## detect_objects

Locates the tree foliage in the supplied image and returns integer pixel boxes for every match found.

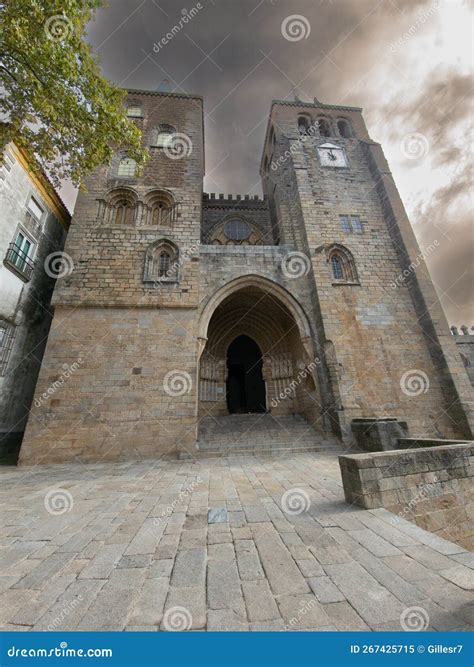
[0,0,147,186]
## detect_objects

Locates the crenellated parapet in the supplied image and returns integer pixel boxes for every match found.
[203,193,268,208]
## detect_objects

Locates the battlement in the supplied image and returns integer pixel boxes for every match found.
[203,193,268,208]
[451,325,474,337]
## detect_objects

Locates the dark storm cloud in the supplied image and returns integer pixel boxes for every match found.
[80,0,472,324]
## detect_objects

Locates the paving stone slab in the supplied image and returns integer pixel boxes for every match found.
[251,526,310,596]
[308,577,345,604]
[242,580,280,622]
[207,609,248,631]
[170,548,206,588]
[277,594,332,630]
[323,601,370,630]
[207,558,244,612]
[324,561,404,626]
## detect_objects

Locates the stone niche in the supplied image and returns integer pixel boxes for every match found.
[351,417,408,452]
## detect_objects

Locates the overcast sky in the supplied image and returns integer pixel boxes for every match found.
[67,0,473,325]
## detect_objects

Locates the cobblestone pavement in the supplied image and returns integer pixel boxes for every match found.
[0,452,472,632]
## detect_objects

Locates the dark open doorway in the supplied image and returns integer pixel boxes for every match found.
[226,335,266,414]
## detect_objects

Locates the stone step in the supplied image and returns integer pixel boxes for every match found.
[179,445,338,460]
[179,413,343,459]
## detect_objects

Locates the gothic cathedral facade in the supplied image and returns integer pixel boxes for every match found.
[19,89,473,463]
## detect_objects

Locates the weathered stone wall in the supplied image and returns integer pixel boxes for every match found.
[20,306,198,463]
[339,443,473,549]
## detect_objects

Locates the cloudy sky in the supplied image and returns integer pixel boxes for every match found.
[71,0,472,325]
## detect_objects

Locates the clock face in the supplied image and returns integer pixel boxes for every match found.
[317,142,348,168]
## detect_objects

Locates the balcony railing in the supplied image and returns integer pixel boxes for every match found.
[4,243,35,281]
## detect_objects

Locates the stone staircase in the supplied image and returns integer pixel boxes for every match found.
[179,413,342,459]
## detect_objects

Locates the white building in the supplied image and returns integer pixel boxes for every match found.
[0,143,70,463]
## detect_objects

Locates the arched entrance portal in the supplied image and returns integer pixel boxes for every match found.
[198,277,324,427]
[227,335,266,414]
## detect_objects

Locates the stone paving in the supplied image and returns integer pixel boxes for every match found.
[0,451,472,632]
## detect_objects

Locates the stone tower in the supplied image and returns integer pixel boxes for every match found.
[261,98,473,442]
[20,90,204,462]
[19,91,473,464]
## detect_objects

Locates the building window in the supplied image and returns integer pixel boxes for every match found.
[340,215,363,233]
[117,157,137,178]
[151,124,176,148]
[144,240,179,284]
[328,245,358,284]
[318,118,331,137]
[26,197,44,222]
[340,215,351,233]
[100,187,138,226]
[127,105,142,118]
[2,149,14,172]
[4,229,35,281]
[224,219,251,242]
[158,251,171,277]
[337,119,352,138]
[115,201,133,225]
[331,255,344,280]
[143,190,177,226]
[298,115,311,135]
[0,320,16,375]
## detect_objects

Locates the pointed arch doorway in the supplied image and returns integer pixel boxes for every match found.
[226,335,266,414]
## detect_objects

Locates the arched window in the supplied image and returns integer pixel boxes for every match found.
[127,105,142,118]
[337,119,352,138]
[115,200,133,225]
[151,124,176,148]
[224,219,251,241]
[328,245,358,283]
[143,190,176,226]
[298,115,311,135]
[318,118,331,138]
[144,240,179,284]
[331,255,344,280]
[117,157,137,178]
[101,187,138,226]
[158,251,171,277]
[207,219,264,246]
